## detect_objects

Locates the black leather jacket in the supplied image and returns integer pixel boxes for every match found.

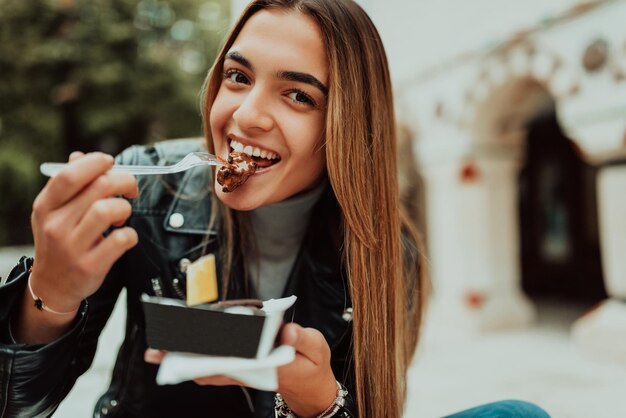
[0,139,356,418]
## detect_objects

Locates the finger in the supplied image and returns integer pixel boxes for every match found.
[85,227,138,276]
[59,171,138,228]
[144,349,166,364]
[36,153,115,212]
[37,172,137,247]
[71,198,133,248]
[68,151,85,162]
[280,323,329,366]
[193,375,243,386]
[280,322,299,346]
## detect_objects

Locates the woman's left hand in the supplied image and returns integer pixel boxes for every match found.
[275,323,338,417]
[144,322,337,417]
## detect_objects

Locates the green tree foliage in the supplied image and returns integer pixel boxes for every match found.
[0,0,230,245]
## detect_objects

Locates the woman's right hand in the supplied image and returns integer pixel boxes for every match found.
[29,151,139,313]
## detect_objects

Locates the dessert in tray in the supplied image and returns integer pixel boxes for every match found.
[216,151,258,192]
[142,295,269,358]
[142,252,295,359]
[141,293,295,358]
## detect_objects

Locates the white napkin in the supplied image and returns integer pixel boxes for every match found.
[155,296,297,391]
[156,344,295,390]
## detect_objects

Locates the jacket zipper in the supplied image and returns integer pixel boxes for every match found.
[150,277,164,297]
[241,387,254,414]
[171,277,186,300]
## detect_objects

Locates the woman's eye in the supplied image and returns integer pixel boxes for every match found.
[287,90,316,107]
[224,70,249,85]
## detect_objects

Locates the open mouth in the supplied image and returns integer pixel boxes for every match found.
[229,138,281,169]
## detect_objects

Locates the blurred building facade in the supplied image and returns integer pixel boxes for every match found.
[361,0,626,362]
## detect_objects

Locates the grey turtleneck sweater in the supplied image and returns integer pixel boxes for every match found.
[248,182,326,301]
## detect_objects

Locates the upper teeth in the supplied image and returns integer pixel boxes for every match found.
[230,139,279,160]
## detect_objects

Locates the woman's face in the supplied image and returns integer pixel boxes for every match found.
[210,9,329,211]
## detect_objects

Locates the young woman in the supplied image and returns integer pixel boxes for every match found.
[0,1,549,417]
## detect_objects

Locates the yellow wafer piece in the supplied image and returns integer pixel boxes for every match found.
[186,254,218,306]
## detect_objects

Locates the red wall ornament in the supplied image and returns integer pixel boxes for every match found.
[464,289,488,310]
[460,161,480,183]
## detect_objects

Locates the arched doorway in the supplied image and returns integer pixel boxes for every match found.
[518,111,606,301]
[472,76,607,305]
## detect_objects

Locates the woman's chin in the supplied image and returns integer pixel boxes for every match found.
[214,182,263,211]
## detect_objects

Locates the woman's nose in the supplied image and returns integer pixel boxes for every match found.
[232,88,274,132]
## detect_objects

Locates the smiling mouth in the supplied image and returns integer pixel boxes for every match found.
[229,138,281,169]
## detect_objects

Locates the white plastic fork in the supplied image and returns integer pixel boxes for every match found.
[40,151,226,177]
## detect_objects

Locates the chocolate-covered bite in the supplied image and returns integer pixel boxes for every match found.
[217,152,258,192]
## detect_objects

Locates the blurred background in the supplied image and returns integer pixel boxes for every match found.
[1,0,626,417]
[0,0,229,245]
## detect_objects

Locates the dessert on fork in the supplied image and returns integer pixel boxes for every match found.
[216,151,258,192]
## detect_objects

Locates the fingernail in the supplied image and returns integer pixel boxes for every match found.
[104,154,115,163]
[285,325,298,345]
[115,231,128,244]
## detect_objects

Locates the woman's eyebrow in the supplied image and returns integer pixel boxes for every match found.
[277,71,328,96]
[225,51,253,70]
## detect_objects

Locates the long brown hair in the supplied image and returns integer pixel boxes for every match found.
[201,1,428,416]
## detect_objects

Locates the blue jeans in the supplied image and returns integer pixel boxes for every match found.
[443,400,550,417]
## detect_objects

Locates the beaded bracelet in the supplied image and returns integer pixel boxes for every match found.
[274,381,349,418]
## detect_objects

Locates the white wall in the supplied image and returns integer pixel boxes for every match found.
[361,0,585,82]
